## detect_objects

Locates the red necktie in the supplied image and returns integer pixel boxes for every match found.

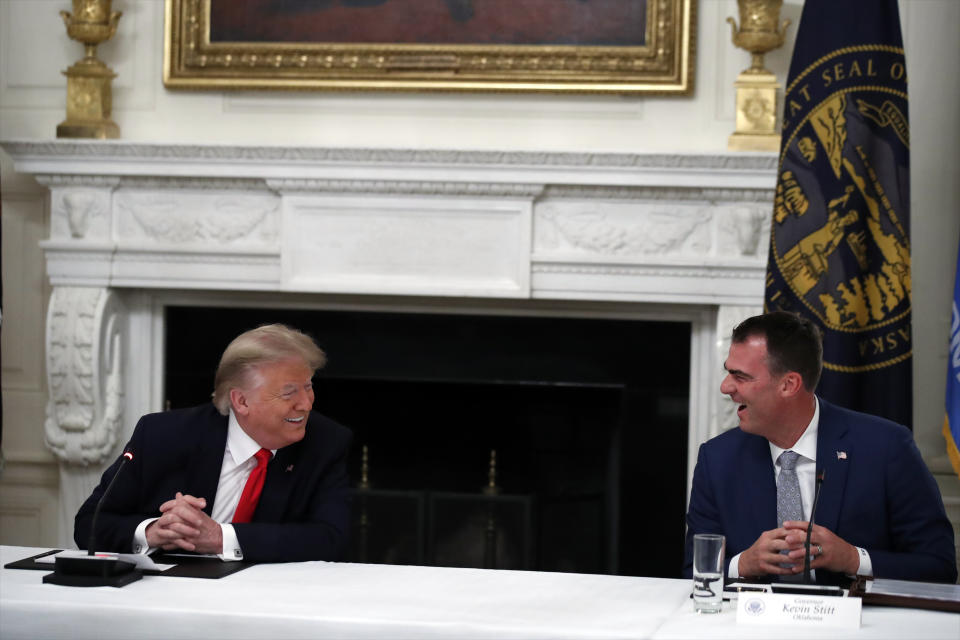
[232,448,271,523]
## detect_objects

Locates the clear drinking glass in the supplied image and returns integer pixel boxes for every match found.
[692,533,725,613]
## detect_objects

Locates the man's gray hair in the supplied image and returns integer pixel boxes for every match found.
[212,324,326,415]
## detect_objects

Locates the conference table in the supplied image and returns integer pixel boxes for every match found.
[1,546,956,639]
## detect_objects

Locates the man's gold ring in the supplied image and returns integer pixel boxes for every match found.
[816,544,823,555]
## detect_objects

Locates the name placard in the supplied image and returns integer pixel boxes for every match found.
[736,592,861,629]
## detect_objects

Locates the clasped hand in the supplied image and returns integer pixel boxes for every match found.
[738,520,859,577]
[145,492,223,554]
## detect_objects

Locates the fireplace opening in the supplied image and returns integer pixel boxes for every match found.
[165,304,690,577]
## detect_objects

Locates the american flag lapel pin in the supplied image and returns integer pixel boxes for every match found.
[836,451,847,460]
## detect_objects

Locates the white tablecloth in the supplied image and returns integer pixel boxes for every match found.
[651,595,960,639]
[1,546,957,639]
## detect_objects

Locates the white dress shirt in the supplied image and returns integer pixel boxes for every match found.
[132,410,274,561]
[728,398,873,578]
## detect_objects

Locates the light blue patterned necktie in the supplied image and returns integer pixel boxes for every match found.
[777,450,803,573]
[776,450,803,526]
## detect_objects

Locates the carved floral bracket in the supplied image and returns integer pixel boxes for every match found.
[45,286,124,465]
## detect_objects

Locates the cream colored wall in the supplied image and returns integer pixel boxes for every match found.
[0,0,958,553]
[0,151,57,546]
[0,0,799,151]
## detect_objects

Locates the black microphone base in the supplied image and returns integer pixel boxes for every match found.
[43,556,143,587]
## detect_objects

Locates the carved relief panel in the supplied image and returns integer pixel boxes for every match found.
[535,202,712,258]
[115,183,279,247]
[715,204,771,258]
[43,177,282,250]
[46,179,118,242]
[534,191,773,263]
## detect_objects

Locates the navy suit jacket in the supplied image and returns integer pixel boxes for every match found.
[75,403,352,563]
[684,398,956,584]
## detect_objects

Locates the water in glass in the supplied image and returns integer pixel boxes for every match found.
[692,533,725,613]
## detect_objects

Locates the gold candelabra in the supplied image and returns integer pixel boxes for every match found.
[57,0,122,139]
[727,0,790,151]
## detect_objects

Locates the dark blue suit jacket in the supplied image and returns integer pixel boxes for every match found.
[75,403,352,563]
[684,398,956,584]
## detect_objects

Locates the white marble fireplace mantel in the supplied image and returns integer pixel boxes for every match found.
[2,140,775,543]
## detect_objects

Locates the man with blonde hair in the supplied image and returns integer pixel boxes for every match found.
[75,324,352,563]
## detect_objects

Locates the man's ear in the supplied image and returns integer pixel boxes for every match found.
[230,388,250,416]
[779,371,804,397]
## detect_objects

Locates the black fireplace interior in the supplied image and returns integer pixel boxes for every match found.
[165,305,690,577]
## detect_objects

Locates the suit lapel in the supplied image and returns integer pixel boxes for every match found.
[813,400,850,532]
[745,434,778,532]
[188,413,229,517]
[254,440,301,521]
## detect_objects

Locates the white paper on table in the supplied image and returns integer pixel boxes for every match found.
[865,578,960,603]
[35,549,174,571]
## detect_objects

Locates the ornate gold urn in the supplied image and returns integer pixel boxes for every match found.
[57,0,123,139]
[727,0,790,151]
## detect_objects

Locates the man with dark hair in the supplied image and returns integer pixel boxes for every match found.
[75,324,351,563]
[684,311,956,584]
[730,312,823,392]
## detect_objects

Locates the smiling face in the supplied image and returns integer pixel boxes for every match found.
[230,357,315,450]
[719,335,786,440]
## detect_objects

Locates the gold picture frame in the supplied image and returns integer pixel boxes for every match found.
[164,0,696,95]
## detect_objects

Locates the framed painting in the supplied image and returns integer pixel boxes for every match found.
[164,0,696,94]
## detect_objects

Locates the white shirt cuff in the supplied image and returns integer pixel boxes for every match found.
[132,517,158,554]
[217,523,243,561]
[728,552,741,578]
[854,546,873,577]
[729,547,871,579]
